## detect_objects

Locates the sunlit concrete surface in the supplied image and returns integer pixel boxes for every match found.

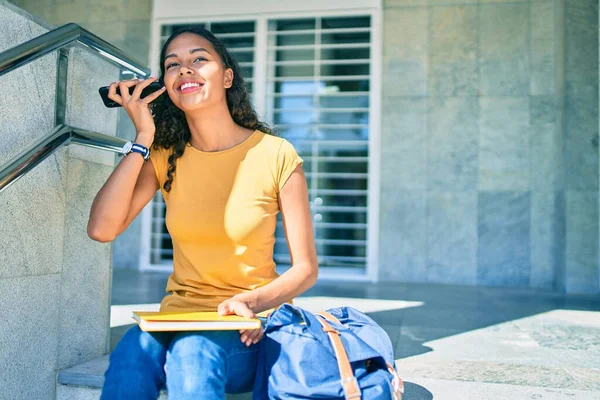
[105,269,600,399]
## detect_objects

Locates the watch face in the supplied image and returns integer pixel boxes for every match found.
[122,141,132,154]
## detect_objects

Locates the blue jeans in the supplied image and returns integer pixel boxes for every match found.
[101,325,260,399]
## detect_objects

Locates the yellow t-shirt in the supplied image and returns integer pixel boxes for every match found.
[149,130,303,312]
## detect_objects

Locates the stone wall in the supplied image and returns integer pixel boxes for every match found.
[0,2,118,398]
[379,0,599,293]
[9,0,152,64]
[563,0,599,292]
[9,0,155,269]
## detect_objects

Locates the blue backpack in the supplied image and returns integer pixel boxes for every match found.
[252,304,404,400]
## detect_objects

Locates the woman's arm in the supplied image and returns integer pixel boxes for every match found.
[87,134,158,242]
[221,164,318,314]
[87,77,164,242]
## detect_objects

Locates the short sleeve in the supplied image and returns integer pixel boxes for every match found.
[275,139,304,193]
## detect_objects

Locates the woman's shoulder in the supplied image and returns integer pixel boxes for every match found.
[256,130,282,145]
[255,131,296,155]
[255,132,303,193]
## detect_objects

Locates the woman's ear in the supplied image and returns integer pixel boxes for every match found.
[224,68,234,89]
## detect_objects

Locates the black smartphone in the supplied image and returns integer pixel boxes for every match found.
[98,81,164,108]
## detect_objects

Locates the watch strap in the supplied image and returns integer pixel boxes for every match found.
[124,142,150,161]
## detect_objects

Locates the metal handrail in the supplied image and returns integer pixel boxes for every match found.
[0,23,150,78]
[0,23,150,194]
[0,125,127,193]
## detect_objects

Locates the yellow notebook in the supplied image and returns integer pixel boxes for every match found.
[132,311,262,332]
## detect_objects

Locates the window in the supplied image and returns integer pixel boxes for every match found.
[266,16,371,271]
[145,13,377,279]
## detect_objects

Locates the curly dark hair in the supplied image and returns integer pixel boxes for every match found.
[150,27,274,192]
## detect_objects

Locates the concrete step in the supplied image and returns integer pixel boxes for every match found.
[57,355,251,400]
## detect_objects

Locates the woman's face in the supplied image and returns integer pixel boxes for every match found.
[162,33,233,112]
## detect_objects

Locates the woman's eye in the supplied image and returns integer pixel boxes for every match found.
[165,57,206,69]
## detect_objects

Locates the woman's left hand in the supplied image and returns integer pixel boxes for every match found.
[218,298,264,346]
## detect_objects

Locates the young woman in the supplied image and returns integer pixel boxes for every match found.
[87,27,318,399]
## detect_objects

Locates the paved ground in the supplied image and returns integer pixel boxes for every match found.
[111,269,600,399]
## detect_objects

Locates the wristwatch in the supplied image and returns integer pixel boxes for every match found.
[122,141,150,161]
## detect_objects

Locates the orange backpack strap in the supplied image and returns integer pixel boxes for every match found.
[317,311,342,325]
[315,313,361,400]
[317,312,404,400]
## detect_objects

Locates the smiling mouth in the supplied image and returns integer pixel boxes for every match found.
[178,82,203,93]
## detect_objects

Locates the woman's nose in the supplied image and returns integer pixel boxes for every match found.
[178,66,194,76]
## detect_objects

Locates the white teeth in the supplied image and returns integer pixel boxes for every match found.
[180,82,200,91]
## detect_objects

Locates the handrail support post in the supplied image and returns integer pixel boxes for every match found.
[55,48,69,126]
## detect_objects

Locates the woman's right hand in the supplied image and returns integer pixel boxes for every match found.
[107,77,166,138]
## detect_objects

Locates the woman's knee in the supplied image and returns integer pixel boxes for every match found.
[165,332,235,396]
[167,331,235,362]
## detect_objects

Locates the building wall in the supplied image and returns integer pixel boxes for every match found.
[0,1,118,398]
[9,0,154,269]
[564,0,599,293]
[379,0,599,293]
[9,0,599,292]
[9,0,151,64]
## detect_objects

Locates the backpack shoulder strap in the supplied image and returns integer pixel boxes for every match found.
[315,313,361,400]
[317,311,342,325]
[318,312,404,400]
